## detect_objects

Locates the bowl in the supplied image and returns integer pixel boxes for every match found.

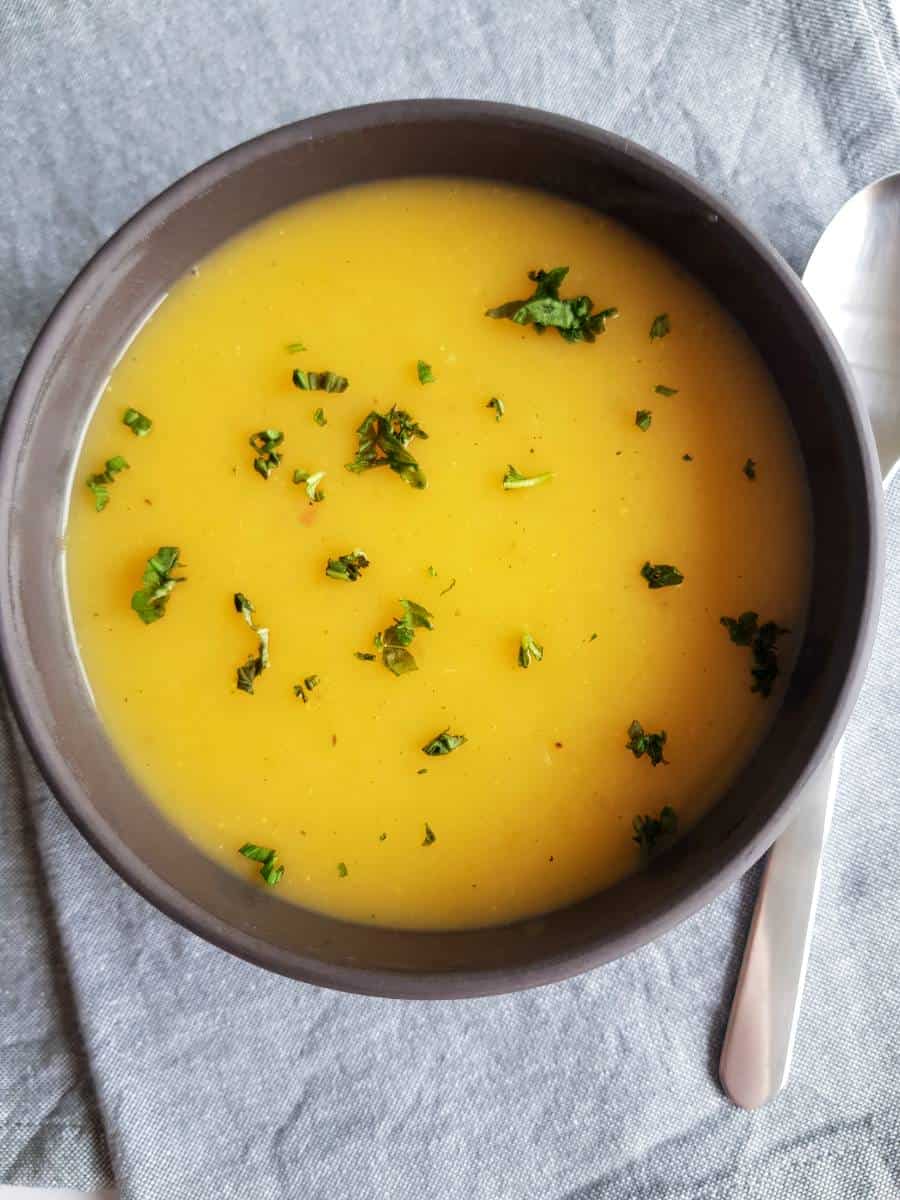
[0,100,883,998]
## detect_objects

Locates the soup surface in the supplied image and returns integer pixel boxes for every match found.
[66,178,811,930]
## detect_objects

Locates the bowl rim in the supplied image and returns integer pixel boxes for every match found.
[0,98,885,997]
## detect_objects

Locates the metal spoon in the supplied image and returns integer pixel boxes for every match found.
[719,173,900,1109]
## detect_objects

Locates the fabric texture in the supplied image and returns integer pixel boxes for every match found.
[2,1,900,1195]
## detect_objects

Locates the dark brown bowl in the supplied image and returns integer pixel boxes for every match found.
[0,101,883,997]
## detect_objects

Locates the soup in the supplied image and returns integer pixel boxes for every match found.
[65,178,811,930]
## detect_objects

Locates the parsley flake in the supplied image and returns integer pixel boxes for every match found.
[337,861,348,878]
[123,408,152,436]
[626,720,668,766]
[654,385,678,396]
[239,842,284,886]
[632,806,677,856]
[291,368,348,393]
[346,407,428,490]
[293,469,325,503]
[503,464,553,490]
[313,407,327,427]
[234,592,270,694]
[720,611,789,697]
[249,430,284,479]
[416,360,435,384]
[518,632,544,668]
[326,550,370,582]
[422,729,467,756]
[743,458,757,480]
[422,822,437,846]
[486,267,618,343]
[374,599,434,676]
[635,409,652,432]
[487,396,505,421]
[131,547,185,624]
[87,456,129,512]
[649,313,671,340]
[641,561,684,589]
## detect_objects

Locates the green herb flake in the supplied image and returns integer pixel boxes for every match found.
[346,406,428,490]
[422,822,437,846]
[589,632,598,642]
[417,768,428,775]
[649,313,671,341]
[325,549,370,582]
[249,429,284,479]
[518,632,544,668]
[632,806,678,857]
[131,546,184,624]
[502,464,554,490]
[239,842,284,886]
[743,458,757,481]
[286,341,307,353]
[293,674,320,703]
[293,468,326,503]
[428,565,438,577]
[635,409,652,432]
[123,408,152,436]
[422,729,467,756]
[682,453,694,462]
[641,561,684,589]
[439,578,456,597]
[337,861,348,878]
[626,720,668,766]
[374,599,435,677]
[355,651,376,661]
[654,385,678,396]
[313,407,327,427]
[487,396,505,421]
[291,368,348,393]
[486,267,618,344]
[234,592,270,695]
[87,456,129,512]
[416,359,435,384]
[720,611,789,698]
[378,832,388,841]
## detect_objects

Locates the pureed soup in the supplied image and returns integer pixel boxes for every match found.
[66,178,811,931]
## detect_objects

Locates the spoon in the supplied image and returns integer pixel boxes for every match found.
[719,174,900,1109]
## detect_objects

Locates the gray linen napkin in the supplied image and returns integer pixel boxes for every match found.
[2,1,900,1195]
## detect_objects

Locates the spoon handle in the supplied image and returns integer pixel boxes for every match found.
[719,748,842,1108]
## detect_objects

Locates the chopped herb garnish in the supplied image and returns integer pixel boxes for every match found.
[427,565,438,577]
[373,599,434,676]
[439,578,456,597]
[293,675,320,703]
[87,456,129,512]
[632,806,677,856]
[291,368,348,393]
[238,843,284,886]
[649,313,671,341]
[502,464,553,490]
[313,407,327,427]
[293,469,325,503]
[743,458,757,480]
[682,453,694,461]
[234,592,270,694]
[337,861,348,878]
[635,409,652,432]
[626,720,668,766]
[641,561,684,589]
[346,407,428,490]
[589,632,598,642]
[354,651,376,661]
[518,632,544,668]
[654,385,678,396]
[422,729,467,756]
[123,408,152,436]
[379,832,388,840]
[720,611,789,697]
[249,429,284,479]
[417,769,428,775]
[131,546,184,624]
[486,267,618,343]
[416,359,435,384]
[326,550,370,582]
[286,341,307,353]
[487,396,505,421]
[422,822,437,846]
